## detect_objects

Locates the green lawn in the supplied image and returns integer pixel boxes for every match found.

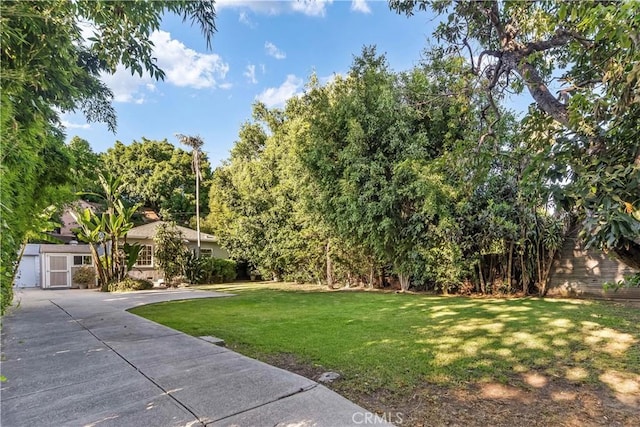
[130,284,640,398]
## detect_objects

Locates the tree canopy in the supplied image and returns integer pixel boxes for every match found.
[101,138,213,224]
[389,0,640,269]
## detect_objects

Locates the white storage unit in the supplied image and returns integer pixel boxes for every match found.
[14,244,41,288]
[14,243,93,289]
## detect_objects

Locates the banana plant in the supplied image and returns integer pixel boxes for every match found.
[71,173,142,290]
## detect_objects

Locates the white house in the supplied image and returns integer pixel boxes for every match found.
[14,222,229,288]
[125,221,229,282]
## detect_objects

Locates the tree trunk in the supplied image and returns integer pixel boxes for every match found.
[399,273,410,292]
[506,240,514,294]
[91,243,107,291]
[488,255,495,292]
[325,240,333,289]
[369,265,375,289]
[520,253,529,295]
[478,259,486,294]
[539,251,556,297]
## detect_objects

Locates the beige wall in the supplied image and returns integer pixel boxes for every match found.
[126,238,230,282]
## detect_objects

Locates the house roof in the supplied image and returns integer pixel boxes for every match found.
[39,244,92,254]
[127,221,218,243]
[23,244,40,256]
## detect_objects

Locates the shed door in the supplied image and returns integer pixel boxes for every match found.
[46,255,70,288]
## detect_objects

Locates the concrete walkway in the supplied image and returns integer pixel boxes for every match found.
[1,289,382,426]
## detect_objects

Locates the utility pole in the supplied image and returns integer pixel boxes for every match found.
[177,134,204,256]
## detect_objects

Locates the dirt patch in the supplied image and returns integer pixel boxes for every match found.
[261,352,329,382]
[264,353,639,426]
[342,380,639,427]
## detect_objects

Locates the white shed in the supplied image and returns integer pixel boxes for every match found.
[14,243,94,289]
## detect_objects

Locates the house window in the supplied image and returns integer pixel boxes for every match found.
[200,248,213,258]
[73,255,93,266]
[136,245,153,267]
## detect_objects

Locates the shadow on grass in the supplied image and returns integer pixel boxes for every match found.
[131,290,640,409]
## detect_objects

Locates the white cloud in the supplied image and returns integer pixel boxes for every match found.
[351,0,371,14]
[61,120,91,130]
[257,75,303,107]
[244,64,258,84]
[291,0,334,17]
[151,30,229,89]
[100,30,229,103]
[238,11,255,27]
[265,41,286,60]
[100,65,153,103]
[217,0,333,17]
[219,82,234,90]
[216,0,284,15]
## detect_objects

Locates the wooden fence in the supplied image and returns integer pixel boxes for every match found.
[547,236,640,299]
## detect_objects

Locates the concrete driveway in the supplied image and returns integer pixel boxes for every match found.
[1,289,384,426]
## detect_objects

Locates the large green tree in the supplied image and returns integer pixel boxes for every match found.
[300,48,479,291]
[390,0,640,269]
[101,138,213,224]
[0,0,216,313]
[67,136,102,197]
[207,103,331,283]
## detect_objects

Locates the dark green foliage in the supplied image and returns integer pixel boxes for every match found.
[181,251,205,284]
[108,277,154,292]
[101,139,212,224]
[301,48,479,291]
[390,0,640,270]
[206,103,335,285]
[154,223,187,286]
[67,136,102,198]
[200,258,237,283]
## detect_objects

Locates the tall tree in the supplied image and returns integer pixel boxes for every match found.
[101,138,213,224]
[177,135,205,255]
[301,48,478,291]
[206,103,330,283]
[389,0,640,269]
[67,136,101,197]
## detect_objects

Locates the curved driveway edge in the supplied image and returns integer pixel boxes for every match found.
[1,289,389,426]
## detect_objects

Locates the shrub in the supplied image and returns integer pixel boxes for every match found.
[181,250,205,284]
[108,277,153,292]
[73,266,95,288]
[200,258,237,283]
[154,222,187,284]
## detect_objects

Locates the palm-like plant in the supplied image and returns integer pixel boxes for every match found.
[177,134,204,256]
[71,173,142,290]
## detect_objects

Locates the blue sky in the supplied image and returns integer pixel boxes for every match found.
[62,1,442,166]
